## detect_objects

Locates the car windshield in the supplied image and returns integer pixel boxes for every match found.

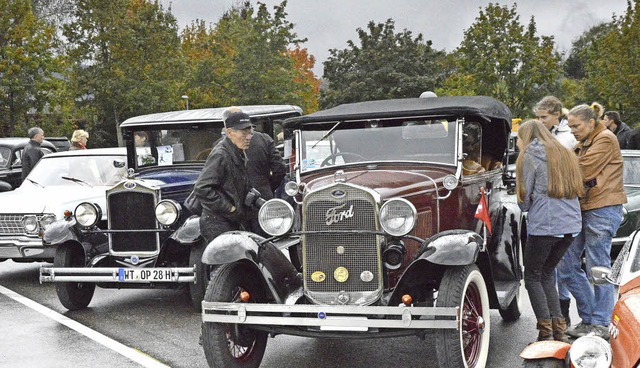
[623,154,640,188]
[26,154,127,187]
[298,119,458,172]
[133,128,226,167]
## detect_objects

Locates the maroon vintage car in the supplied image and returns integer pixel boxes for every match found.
[200,96,525,368]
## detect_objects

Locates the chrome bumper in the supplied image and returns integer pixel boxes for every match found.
[201,302,459,330]
[39,266,196,283]
[0,236,55,259]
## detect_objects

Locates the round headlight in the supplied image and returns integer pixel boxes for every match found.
[39,214,56,230]
[258,199,294,236]
[284,181,299,197]
[379,198,417,237]
[443,175,459,190]
[569,335,612,368]
[22,215,38,234]
[75,203,101,228]
[156,200,181,226]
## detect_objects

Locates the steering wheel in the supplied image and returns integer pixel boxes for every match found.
[320,152,366,167]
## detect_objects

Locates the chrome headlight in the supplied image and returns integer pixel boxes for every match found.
[379,198,417,237]
[75,203,102,228]
[39,214,56,230]
[22,215,38,234]
[284,181,299,196]
[569,335,612,368]
[443,175,459,190]
[258,199,294,236]
[155,199,181,226]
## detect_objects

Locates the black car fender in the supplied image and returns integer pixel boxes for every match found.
[43,218,81,246]
[202,232,302,303]
[418,229,482,265]
[169,215,201,243]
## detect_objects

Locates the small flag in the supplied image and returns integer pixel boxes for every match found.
[474,187,492,235]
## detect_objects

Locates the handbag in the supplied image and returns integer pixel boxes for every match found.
[184,190,202,215]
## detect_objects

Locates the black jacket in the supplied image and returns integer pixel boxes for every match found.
[246,131,286,200]
[193,137,250,223]
[614,121,634,149]
[21,140,44,180]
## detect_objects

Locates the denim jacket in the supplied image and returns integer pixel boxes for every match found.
[518,139,582,236]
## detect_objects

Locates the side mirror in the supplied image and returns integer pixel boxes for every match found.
[113,159,126,168]
[591,266,616,285]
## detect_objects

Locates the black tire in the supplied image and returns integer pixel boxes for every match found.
[202,263,268,368]
[54,245,95,311]
[188,243,207,312]
[522,358,566,368]
[499,238,524,322]
[435,264,490,368]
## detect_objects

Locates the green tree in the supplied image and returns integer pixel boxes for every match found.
[180,1,318,113]
[582,0,640,125]
[321,19,448,108]
[443,3,562,118]
[63,0,186,147]
[0,0,61,136]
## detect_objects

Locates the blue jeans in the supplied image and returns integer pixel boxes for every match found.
[557,205,622,326]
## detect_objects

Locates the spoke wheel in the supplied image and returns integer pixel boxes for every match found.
[435,264,490,368]
[54,244,95,311]
[202,262,267,368]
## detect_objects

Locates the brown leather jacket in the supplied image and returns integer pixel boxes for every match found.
[575,122,627,211]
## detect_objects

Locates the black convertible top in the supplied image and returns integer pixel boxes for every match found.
[283,96,512,129]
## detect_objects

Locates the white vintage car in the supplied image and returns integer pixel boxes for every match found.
[0,148,127,263]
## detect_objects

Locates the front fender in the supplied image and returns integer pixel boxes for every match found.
[418,229,482,265]
[202,232,302,304]
[43,218,80,246]
[169,215,201,243]
[520,340,570,362]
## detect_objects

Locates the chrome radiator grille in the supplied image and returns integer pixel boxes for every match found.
[302,184,382,305]
[108,189,159,254]
[0,214,46,235]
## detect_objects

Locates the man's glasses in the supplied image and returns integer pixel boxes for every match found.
[235,127,255,137]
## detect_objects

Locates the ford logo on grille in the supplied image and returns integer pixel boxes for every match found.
[123,181,137,189]
[331,189,346,198]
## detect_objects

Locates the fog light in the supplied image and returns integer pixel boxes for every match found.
[383,242,406,270]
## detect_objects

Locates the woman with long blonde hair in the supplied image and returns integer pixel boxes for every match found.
[515,120,582,343]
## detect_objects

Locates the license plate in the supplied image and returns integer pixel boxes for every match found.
[118,268,173,282]
[320,316,368,331]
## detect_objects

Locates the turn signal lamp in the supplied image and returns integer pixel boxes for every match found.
[240,291,251,303]
[402,294,412,306]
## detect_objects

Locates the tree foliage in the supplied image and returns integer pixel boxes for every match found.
[321,19,448,109]
[63,0,186,147]
[443,3,562,118]
[180,1,319,113]
[0,0,62,136]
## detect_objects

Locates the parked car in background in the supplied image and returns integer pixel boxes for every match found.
[520,229,640,368]
[0,138,58,191]
[199,96,525,368]
[610,149,640,261]
[0,148,127,263]
[46,137,71,152]
[39,105,303,311]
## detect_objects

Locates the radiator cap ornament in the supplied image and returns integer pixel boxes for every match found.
[334,267,349,282]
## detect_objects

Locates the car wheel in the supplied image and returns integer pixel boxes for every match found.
[499,238,524,322]
[435,264,490,368]
[54,245,95,311]
[188,243,207,312]
[202,262,268,368]
[522,358,566,368]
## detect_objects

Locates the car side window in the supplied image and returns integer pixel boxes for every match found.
[462,122,485,176]
[13,149,22,167]
[0,147,10,168]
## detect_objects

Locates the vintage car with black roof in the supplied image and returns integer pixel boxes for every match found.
[39,105,302,311]
[0,137,58,191]
[198,96,525,368]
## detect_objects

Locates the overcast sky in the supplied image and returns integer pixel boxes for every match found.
[159,0,629,76]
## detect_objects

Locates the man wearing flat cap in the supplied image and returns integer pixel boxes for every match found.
[193,108,255,244]
[22,127,45,180]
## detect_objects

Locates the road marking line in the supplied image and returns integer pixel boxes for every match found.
[0,285,169,368]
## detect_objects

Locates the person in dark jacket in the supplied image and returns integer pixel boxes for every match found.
[193,109,254,243]
[21,127,45,180]
[603,111,633,149]
[516,120,583,343]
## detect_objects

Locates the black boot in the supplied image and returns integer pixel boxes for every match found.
[559,299,571,326]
